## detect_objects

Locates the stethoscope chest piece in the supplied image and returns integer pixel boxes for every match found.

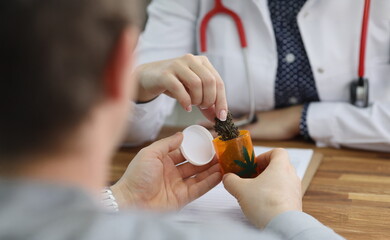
[350,78,369,108]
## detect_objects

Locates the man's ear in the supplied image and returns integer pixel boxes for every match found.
[104,27,139,101]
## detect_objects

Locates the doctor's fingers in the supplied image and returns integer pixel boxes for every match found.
[189,65,217,109]
[161,73,192,111]
[199,56,227,121]
[173,62,204,107]
[184,56,218,109]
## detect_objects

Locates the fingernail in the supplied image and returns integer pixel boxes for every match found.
[219,110,227,121]
[186,105,192,112]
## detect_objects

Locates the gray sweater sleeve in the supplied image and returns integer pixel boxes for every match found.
[264,211,345,240]
[85,211,344,240]
[0,182,344,240]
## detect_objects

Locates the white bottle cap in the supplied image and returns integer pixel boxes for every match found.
[180,125,215,166]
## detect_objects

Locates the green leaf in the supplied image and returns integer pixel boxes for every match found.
[237,170,247,178]
[234,160,247,169]
[243,146,250,164]
[233,146,258,178]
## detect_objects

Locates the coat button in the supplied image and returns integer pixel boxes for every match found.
[317,68,324,74]
[285,53,295,63]
[289,97,298,104]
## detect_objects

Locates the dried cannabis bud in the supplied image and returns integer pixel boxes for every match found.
[214,111,239,141]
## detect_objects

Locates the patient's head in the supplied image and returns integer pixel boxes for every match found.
[0,0,141,163]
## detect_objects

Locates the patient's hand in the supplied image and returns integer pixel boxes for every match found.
[223,148,302,228]
[111,133,222,211]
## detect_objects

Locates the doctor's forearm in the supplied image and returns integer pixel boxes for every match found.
[246,105,303,140]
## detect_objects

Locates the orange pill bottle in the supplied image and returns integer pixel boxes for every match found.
[212,130,259,178]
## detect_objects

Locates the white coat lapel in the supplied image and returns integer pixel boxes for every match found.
[250,0,274,41]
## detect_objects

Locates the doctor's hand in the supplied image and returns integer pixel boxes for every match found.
[111,133,222,211]
[246,105,303,140]
[223,148,302,229]
[135,54,228,121]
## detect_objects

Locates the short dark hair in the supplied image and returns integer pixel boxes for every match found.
[0,0,141,160]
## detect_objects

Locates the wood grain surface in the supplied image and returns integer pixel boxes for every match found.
[110,127,390,240]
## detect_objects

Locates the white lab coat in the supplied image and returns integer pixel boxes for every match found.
[126,0,390,152]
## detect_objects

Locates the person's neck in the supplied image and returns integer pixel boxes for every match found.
[5,122,114,195]
[16,149,109,194]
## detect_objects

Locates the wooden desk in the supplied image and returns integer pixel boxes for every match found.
[110,127,390,240]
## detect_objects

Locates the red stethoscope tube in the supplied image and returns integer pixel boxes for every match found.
[358,0,371,80]
[200,0,247,52]
[199,0,254,126]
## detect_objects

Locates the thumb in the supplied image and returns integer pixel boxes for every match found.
[147,132,183,156]
[223,173,246,199]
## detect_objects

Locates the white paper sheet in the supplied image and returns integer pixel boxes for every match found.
[175,146,313,224]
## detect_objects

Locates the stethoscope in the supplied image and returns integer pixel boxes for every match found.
[200,0,372,126]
